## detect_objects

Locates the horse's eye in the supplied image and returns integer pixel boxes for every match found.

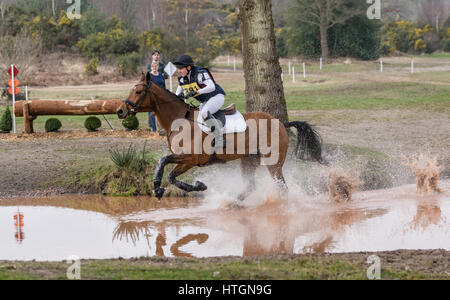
[136,91,142,95]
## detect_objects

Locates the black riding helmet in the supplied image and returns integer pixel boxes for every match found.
[174,55,195,69]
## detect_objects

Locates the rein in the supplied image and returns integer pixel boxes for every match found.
[123,82,153,114]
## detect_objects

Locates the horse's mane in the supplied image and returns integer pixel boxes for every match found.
[151,80,186,104]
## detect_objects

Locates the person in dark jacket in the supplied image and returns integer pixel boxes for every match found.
[147,49,168,80]
[146,49,168,134]
[147,62,166,132]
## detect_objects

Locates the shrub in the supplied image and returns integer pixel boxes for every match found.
[122,115,139,131]
[414,39,427,53]
[0,107,13,133]
[115,52,141,76]
[84,116,102,132]
[441,38,450,52]
[84,58,99,76]
[45,118,62,132]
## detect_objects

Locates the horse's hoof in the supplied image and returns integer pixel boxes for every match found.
[154,187,166,199]
[194,181,207,191]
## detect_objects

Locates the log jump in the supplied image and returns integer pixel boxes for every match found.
[13,99,145,134]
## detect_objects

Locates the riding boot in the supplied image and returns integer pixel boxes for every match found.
[205,112,225,151]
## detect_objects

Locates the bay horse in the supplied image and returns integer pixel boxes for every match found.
[117,72,324,201]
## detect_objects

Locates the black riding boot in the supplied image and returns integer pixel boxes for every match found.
[205,112,225,151]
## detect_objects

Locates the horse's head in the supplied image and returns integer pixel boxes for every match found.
[117,72,153,119]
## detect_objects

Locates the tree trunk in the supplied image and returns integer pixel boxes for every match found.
[320,21,329,63]
[237,0,288,123]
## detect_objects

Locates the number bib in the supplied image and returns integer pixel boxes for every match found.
[181,82,201,94]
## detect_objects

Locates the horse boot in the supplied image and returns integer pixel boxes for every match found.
[205,112,225,153]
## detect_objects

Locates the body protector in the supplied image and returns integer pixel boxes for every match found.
[177,67,226,103]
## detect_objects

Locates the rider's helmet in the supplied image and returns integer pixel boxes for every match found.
[174,55,195,69]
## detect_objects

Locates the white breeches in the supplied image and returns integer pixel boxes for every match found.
[199,94,225,120]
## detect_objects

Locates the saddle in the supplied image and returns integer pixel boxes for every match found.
[185,104,237,128]
[212,104,237,127]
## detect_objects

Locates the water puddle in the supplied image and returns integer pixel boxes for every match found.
[0,182,449,261]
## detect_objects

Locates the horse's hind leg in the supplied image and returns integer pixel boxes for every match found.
[267,165,288,199]
[169,164,208,193]
[238,155,260,201]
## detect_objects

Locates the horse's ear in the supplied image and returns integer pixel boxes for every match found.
[146,71,151,83]
[140,72,146,82]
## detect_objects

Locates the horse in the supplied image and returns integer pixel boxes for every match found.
[117,72,325,201]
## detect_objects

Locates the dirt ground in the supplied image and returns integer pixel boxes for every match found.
[0,106,448,198]
[0,130,167,198]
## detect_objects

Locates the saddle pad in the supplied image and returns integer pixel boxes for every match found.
[197,110,247,135]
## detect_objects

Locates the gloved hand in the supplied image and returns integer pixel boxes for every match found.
[186,91,198,99]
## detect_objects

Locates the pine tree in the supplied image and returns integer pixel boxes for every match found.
[0,107,13,133]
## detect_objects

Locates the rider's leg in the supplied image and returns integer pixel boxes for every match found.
[200,94,225,119]
[201,94,225,150]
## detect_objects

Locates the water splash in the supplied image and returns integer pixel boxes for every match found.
[408,154,443,194]
[328,169,361,203]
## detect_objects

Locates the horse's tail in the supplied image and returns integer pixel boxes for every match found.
[284,121,327,164]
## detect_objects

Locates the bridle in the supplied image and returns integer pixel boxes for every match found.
[123,81,153,114]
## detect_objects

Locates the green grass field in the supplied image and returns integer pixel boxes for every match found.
[2,57,448,133]
[1,255,448,280]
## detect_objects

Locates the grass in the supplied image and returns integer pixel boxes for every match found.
[0,255,448,280]
[222,81,450,112]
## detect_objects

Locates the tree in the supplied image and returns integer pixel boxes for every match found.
[291,0,364,62]
[237,0,288,123]
[418,0,450,31]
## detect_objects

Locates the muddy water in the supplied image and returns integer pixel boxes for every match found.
[0,182,449,261]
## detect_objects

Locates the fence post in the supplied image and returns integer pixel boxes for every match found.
[320,57,323,70]
[11,65,17,134]
[411,60,414,74]
[303,63,306,79]
[292,66,295,83]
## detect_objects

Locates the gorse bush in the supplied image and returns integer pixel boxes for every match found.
[0,107,13,132]
[84,58,99,76]
[122,115,139,131]
[84,116,102,131]
[379,21,448,55]
[45,118,62,132]
[115,52,141,76]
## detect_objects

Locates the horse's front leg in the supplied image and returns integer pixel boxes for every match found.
[169,164,207,193]
[153,154,177,199]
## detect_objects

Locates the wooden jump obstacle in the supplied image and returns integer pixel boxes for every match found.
[13,99,140,134]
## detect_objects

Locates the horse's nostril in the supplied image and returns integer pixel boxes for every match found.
[117,109,123,115]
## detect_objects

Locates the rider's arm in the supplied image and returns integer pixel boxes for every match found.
[197,72,215,95]
[175,85,184,97]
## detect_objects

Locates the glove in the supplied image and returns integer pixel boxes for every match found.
[186,91,199,99]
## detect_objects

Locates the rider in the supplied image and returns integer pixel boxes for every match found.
[173,54,226,150]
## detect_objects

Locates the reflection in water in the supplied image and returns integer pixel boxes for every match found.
[409,199,445,231]
[113,221,153,246]
[170,234,209,258]
[155,225,167,257]
[13,210,25,244]
[0,181,448,261]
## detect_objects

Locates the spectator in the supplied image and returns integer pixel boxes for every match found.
[148,61,166,132]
